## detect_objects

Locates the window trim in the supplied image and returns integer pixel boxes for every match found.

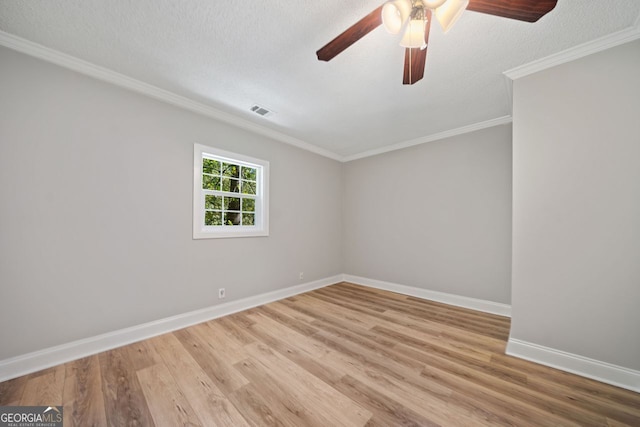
[193,143,269,239]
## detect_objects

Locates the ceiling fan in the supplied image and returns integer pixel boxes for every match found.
[316,0,558,84]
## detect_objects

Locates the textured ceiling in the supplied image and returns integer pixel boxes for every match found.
[1,0,639,158]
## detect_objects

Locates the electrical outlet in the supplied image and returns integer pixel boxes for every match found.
[299,272,304,281]
[218,288,226,299]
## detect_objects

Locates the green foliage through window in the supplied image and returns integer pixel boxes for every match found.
[202,156,259,228]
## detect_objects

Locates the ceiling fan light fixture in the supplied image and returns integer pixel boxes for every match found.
[316,0,558,85]
[435,0,469,33]
[400,18,427,49]
[381,0,412,34]
[423,0,447,8]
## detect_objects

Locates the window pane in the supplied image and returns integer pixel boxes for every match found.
[202,175,221,190]
[204,211,222,226]
[195,144,268,239]
[241,181,256,195]
[242,166,256,181]
[222,178,240,193]
[224,197,241,211]
[222,163,240,178]
[242,198,255,212]
[205,195,222,210]
[242,213,255,226]
[224,212,241,225]
[203,158,220,174]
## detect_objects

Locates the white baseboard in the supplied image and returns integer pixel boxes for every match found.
[506,338,640,393]
[7,274,637,394]
[0,275,341,383]
[343,274,511,317]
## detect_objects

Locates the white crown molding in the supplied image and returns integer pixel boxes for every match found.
[0,31,517,164]
[0,31,343,162]
[507,338,640,393]
[341,116,513,162]
[0,275,342,382]
[344,274,512,317]
[502,74,514,114]
[504,20,640,80]
[3,17,640,164]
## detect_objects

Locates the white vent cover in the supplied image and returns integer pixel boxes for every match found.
[249,104,274,117]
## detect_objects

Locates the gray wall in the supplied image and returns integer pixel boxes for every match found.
[0,46,343,360]
[511,40,640,370]
[343,125,513,304]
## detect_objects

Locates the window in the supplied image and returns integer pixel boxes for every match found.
[193,144,269,239]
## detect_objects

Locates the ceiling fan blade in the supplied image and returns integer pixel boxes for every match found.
[317,5,384,61]
[403,48,426,85]
[403,11,431,85]
[467,0,558,22]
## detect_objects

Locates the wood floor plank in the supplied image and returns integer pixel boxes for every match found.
[245,311,331,360]
[136,363,202,427]
[246,316,344,385]
[99,346,156,427]
[224,311,256,329]
[214,315,256,346]
[608,418,637,427]
[416,346,609,426]
[242,341,372,427]
[491,351,640,409]
[121,340,163,371]
[20,364,65,406]
[0,375,27,405]
[327,287,509,339]
[62,355,108,427]
[300,292,387,328]
[196,320,249,365]
[419,361,582,426]
[301,294,491,374]
[269,300,321,323]
[334,374,440,427]
[384,308,508,353]
[146,333,251,427]
[337,282,408,301]
[310,318,426,372]
[371,325,518,383]
[518,369,640,425]
[174,327,249,395]
[234,357,338,427]
[2,282,639,426]
[254,304,319,337]
[227,383,293,427]
[314,332,497,426]
[309,290,507,357]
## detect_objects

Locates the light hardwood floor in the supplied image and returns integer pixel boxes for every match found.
[1,282,639,426]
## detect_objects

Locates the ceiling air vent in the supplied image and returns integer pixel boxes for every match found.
[249,104,273,117]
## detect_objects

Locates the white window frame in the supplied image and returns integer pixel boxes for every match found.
[193,143,269,239]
